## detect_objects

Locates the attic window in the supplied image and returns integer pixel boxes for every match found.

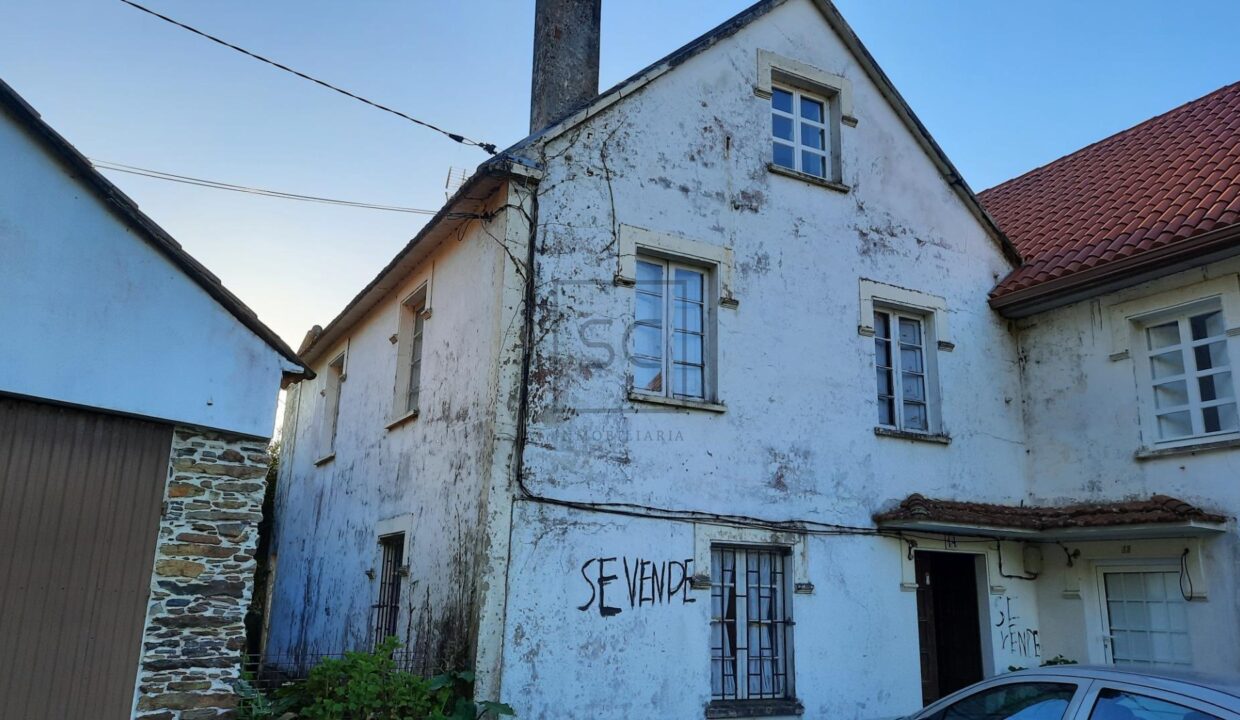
[755,49,854,189]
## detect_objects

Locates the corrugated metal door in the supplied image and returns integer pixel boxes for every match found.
[0,396,172,720]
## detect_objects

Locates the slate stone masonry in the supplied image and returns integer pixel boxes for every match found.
[132,428,269,719]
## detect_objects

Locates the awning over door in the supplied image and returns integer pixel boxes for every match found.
[874,493,1228,541]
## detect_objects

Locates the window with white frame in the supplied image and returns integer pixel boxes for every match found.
[1099,569,1191,667]
[710,545,794,703]
[1143,307,1236,441]
[770,86,830,180]
[394,286,428,419]
[874,309,932,432]
[632,255,712,401]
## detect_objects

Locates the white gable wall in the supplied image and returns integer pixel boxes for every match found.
[0,111,286,438]
[502,1,1029,717]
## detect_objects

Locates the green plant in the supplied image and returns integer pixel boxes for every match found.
[234,672,299,720]
[294,638,515,720]
[426,669,515,720]
[1041,654,1077,666]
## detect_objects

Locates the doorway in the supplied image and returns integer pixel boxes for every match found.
[915,551,985,706]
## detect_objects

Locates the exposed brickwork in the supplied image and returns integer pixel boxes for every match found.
[132,428,269,719]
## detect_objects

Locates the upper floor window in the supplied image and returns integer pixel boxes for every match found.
[771,86,830,180]
[632,255,713,401]
[1144,308,1236,441]
[317,351,346,462]
[391,284,429,424]
[874,309,932,432]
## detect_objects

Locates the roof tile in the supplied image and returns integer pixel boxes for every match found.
[983,82,1240,298]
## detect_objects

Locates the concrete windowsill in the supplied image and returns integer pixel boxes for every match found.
[705,699,804,719]
[874,426,952,445]
[313,452,335,466]
[767,163,849,193]
[1135,435,1240,461]
[385,408,420,431]
[628,391,726,413]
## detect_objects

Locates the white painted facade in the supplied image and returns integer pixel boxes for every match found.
[1019,258,1240,673]
[0,106,296,439]
[265,1,1238,718]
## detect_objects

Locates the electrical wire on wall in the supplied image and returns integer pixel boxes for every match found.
[1179,547,1196,601]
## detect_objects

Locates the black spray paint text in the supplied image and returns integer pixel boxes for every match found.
[577,556,696,617]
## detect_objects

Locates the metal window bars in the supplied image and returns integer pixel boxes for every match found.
[371,534,405,650]
[710,546,793,701]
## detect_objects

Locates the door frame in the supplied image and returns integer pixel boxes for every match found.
[913,549,997,696]
[1090,561,1186,667]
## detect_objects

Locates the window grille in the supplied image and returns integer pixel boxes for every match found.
[710,546,793,701]
[372,534,405,649]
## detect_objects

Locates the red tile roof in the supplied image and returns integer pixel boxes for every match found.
[982,82,1240,301]
[874,493,1226,530]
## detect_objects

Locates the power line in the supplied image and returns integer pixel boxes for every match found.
[117,0,498,155]
[92,159,444,215]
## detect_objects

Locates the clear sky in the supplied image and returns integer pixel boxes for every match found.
[4,1,1237,347]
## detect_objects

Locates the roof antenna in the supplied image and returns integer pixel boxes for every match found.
[444,167,469,200]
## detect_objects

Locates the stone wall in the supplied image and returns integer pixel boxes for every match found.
[132,427,270,719]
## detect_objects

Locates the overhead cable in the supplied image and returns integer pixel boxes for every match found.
[117,0,498,154]
[92,159,443,214]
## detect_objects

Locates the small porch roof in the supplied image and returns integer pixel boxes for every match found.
[874,494,1228,541]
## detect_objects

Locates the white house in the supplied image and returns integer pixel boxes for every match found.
[0,78,309,720]
[264,2,1240,718]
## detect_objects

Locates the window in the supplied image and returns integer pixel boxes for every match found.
[392,285,429,422]
[318,352,346,460]
[372,533,405,649]
[710,546,793,702]
[875,309,930,432]
[1143,308,1236,441]
[1088,688,1222,720]
[633,256,712,401]
[1100,570,1191,667]
[771,86,830,179]
[925,682,1077,720]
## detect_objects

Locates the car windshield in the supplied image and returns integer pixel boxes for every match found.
[925,682,1077,720]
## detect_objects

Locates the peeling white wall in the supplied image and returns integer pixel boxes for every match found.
[502,1,1029,717]
[1018,257,1240,672]
[0,109,286,438]
[265,190,528,669]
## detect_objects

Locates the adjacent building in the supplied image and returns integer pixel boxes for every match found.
[264,1,1240,718]
[0,78,308,719]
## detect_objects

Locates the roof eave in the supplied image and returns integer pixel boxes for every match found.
[0,78,312,377]
[990,222,1240,318]
[295,155,543,369]
[807,0,1022,267]
[876,518,1227,541]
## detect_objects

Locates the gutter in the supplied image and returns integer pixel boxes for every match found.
[990,223,1240,318]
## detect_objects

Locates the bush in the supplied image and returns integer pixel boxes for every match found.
[237,638,514,720]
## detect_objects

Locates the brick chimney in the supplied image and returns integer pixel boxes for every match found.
[530,0,601,133]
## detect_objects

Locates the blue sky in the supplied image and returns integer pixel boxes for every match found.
[3,1,1237,346]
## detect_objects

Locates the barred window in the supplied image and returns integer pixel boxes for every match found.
[710,546,794,701]
[372,533,405,649]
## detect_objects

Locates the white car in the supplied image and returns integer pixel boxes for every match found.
[905,666,1240,720]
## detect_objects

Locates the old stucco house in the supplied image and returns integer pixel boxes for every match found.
[264,1,1240,718]
[0,78,309,719]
